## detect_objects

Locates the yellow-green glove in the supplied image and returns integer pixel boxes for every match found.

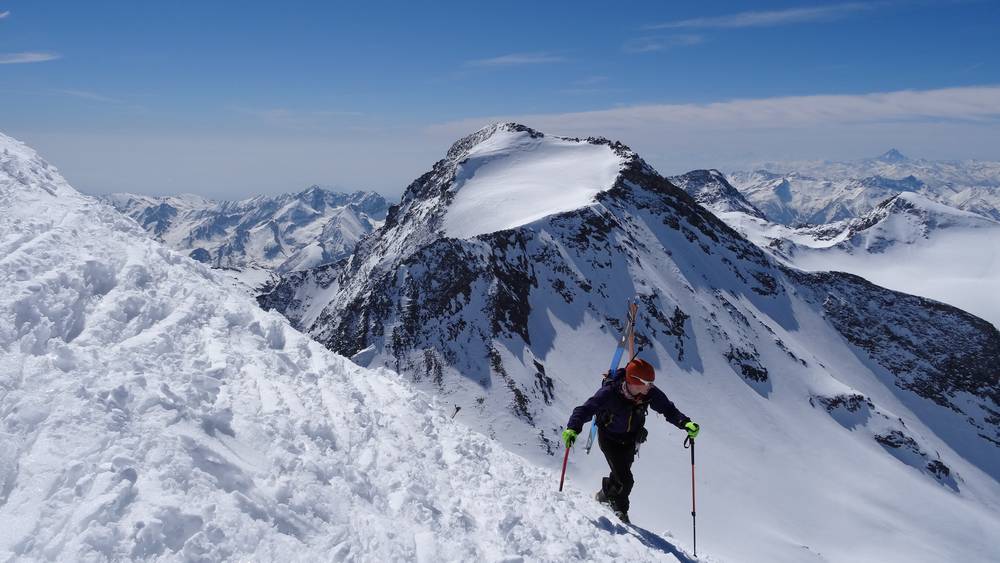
[562,428,578,448]
[684,421,700,439]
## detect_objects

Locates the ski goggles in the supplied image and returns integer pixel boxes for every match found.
[626,375,653,389]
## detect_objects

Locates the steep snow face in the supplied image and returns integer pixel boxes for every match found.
[0,132,691,561]
[278,204,374,273]
[443,128,623,238]
[101,187,389,273]
[262,124,1000,562]
[729,151,1000,224]
[669,169,766,219]
[720,192,1000,328]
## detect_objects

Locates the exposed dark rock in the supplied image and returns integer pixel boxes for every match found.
[257,123,1000,465]
[725,345,769,383]
[792,269,1000,446]
[815,393,873,413]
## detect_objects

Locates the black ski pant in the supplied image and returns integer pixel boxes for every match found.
[598,431,636,512]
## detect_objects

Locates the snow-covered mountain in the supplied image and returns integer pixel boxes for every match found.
[728,150,1000,225]
[712,191,1000,329]
[669,169,766,219]
[101,187,390,275]
[723,170,914,225]
[0,132,692,560]
[261,123,1000,561]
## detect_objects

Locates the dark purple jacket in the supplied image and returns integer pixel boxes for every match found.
[567,381,689,442]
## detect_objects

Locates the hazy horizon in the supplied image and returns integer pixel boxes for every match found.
[3,1,999,200]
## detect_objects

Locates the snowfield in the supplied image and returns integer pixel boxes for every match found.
[443,127,623,239]
[0,133,695,561]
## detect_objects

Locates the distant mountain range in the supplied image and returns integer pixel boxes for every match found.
[678,172,1000,328]
[727,149,1000,225]
[101,187,390,274]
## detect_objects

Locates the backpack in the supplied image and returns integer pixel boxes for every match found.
[601,367,627,387]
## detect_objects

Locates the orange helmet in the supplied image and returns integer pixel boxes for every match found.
[625,358,655,385]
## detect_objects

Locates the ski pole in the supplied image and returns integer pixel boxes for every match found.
[684,436,697,557]
[558,443,571,491]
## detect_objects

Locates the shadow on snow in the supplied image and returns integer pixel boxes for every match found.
[591,516,698,562]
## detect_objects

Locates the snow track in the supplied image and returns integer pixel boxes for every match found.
[0,133,694,561]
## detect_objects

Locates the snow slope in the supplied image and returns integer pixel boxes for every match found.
[443,127,623,238]
[717,192,1000,328]
[0,132,695,561]
[262,124,1000,562]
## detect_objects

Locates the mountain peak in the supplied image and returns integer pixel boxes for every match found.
[441,125,626,238]
[383,123,635,240]
[847,191,997,240]
[669,169,767,219]
[877,148,908,163]
[446,122,544,161]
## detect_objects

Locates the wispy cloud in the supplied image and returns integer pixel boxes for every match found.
[425,85,1000,175]
[0,52,61,64]
[0,10,11,19]
[645,3,875,30]
[466,52,567,67]
[428,85,1000,136]
[622,35,705,53]
[55,89,122,103]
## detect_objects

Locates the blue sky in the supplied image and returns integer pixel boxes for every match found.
[2,0,999,198]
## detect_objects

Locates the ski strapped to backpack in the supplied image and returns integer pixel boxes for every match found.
[585,296,640,454]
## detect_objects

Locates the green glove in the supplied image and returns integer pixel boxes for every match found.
[684,421,700,439]
[562,428,578,448]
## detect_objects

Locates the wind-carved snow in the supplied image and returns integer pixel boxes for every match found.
[443,129,623,239]
[0,132,692,561]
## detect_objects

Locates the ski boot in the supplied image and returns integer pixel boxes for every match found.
[614,509,630,524]
[595,490,611,506]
